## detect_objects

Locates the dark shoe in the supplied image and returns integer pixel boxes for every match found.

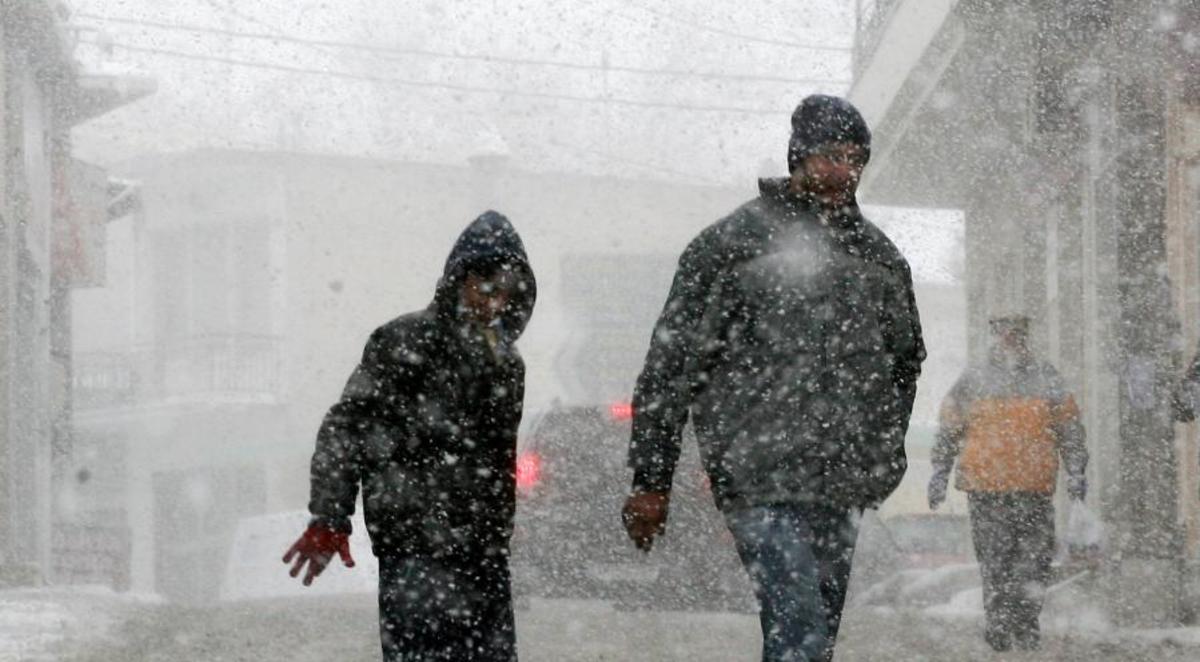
[1013,630,1040,651]
[984,629,1012,652]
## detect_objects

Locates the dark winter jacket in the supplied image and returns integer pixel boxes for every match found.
[628,179,926,511]
[307,211,536,558]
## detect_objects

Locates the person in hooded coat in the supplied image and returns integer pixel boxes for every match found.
[283,211,536,661]
[622,94,925,662]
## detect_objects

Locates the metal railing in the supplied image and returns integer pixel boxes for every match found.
[74,334,283,409]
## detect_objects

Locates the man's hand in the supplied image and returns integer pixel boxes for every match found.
[1067,475,1087,502]
[283,523,355,586]
[622,491,670,552]
[927,471,949,511]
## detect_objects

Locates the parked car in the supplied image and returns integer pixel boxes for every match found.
[510,403,755,612]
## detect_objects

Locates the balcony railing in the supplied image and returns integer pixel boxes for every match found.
[74,351,136,409]
[74,334,283,409]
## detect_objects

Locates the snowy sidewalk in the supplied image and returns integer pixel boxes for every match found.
[47,591,1200,662]
[0,587,153,662]
[16,570,1200,661]
[840,562,1200,661]
[836,605,1200,661]
[55,594,761,662]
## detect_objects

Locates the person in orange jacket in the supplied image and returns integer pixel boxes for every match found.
[928,314,1088,652]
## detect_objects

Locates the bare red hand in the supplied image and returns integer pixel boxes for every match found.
[622,491,670,552]
[282,524,355,586]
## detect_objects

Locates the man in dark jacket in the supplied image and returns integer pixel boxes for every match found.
[283,211,536,661]
[622,95,925,662]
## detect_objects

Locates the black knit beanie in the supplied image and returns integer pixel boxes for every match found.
[787,94,872,173]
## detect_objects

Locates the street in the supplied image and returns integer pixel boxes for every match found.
[45,594,1200,662]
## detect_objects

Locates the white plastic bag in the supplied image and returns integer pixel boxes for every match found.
[1064,501,1104,556]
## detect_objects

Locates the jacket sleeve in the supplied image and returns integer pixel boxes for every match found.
[1052,392,1088,482]
[628,231,724,494]
[931,374,970,478]
[883,261,926,429]
[308,326,423,532]
[858,260,925,506]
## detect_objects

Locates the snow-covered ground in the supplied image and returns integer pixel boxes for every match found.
[6,563,1200,661]
[0,586,159,661]
[843,562,1200,661]
[3,588,1192,661]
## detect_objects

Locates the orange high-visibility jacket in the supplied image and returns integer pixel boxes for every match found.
[931,352,1087,494]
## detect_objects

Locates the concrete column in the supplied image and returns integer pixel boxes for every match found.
[0,16,12,576]
[1107,65,1186,626]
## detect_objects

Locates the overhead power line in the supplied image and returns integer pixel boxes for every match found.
[625,3,853,52]
[73,12,845,86]
[78,39,801,116]
[198,0,342,58]
[199,0,268,29]
[544,135,726,186]
[198,0,358,67]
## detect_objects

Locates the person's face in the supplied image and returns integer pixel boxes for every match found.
[460,269,518,325]
[792,143,867,207]
[995,328,1028,353]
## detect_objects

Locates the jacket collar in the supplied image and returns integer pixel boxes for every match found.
[758,178,864,235]
[757,177,864,230]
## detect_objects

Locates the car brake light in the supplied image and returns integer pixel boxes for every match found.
[516,452,541,491]
[609,402,633,421]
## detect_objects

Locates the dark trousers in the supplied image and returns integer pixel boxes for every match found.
[724,503,859,662]
[377,551,517,661]
[967,492,1054,652]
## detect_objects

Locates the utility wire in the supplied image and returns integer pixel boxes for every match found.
[196,0,347,61]
[544,135,726,186]
[198,0,269,29]
[74,12,845,86]
[625,3,852,52]
[78,39,797,116]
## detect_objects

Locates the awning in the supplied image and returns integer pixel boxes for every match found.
[64,73,157,126]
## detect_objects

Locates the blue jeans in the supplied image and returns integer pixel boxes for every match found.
[724,503,859,662]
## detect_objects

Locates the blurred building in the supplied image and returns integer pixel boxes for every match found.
[0,1,151,587]
[852,0,1200,624]
[553,253,677,406]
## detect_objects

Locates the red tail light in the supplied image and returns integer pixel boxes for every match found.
[516,452,541,492]
[609,402,633,421]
